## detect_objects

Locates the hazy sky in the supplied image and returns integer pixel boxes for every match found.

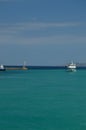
[0,0,86,65]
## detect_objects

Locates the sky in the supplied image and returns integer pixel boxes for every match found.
[0,0,86,66]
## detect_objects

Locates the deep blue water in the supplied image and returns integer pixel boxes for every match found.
[0,69,86,130]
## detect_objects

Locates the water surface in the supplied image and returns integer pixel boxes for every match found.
[0,69,86,130]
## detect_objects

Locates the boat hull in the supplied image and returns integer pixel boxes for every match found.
[67,66,76,69]
[0,68,6,71]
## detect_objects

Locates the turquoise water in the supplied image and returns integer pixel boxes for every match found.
[0,69,86,130]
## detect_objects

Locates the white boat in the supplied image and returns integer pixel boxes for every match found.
[67,61,76,72]
[0,64,6,71]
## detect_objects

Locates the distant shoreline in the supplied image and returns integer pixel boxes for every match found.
[4,65,86,70]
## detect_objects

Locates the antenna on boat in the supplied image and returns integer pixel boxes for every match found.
[22,61,28,70]
[24,61,26,67]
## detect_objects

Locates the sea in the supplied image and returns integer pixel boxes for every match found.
[0,68,86,130]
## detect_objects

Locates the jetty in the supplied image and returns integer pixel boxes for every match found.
[5,66,28,70]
